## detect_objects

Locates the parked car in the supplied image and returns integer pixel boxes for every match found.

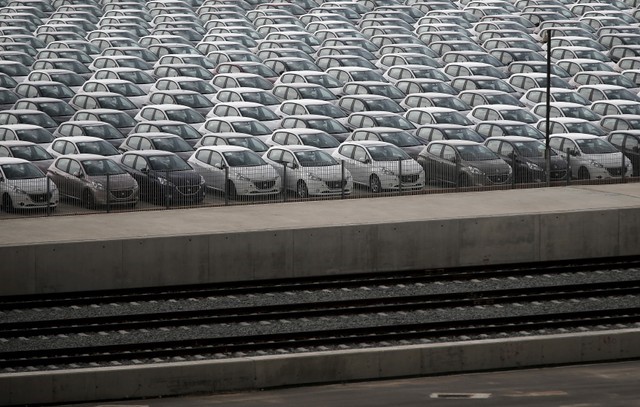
[607,130,640,176]
[47,153,138,208]
[0,140,54,172]
[332,140,424,193]
[118,150,205,204]
[188,145,281,198]
[549,134,632,179]
[0,156,58,211]
[264,145,353,197]
[417,140,512,187]
[484,136,568,183]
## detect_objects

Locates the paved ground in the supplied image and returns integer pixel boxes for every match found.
[59,360,640,407]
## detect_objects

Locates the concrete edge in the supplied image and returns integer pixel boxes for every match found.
[2,329,639,406]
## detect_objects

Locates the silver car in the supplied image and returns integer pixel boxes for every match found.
[0,157,59,212]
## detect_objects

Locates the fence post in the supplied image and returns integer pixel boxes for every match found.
[398,157,403,195]
[511,154,516,188]
[283,164,288,203]
[341,160,345,199]
[46,176,51,217]
[165,169,170,209]
[455,156,461,191]
[566,149,571,186]
[224,165,229,206]
[106,173,111,213]
[621,154,626,183]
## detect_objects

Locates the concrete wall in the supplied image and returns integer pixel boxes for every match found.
[2,207,640,295]
[2,329,639,406]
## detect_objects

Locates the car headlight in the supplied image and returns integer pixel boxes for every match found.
[467,166,483,175]
[589,160,604,168]
[11,186,26,194]
[234,173,250,182]
[199,175,206,184]
[157,177,174,187]
[525,161,543,171]
[307,172,322,181]
[379,167,395,176]
[90,181,105,191]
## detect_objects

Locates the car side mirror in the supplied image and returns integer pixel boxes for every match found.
[570,150,579,157]
[633,146,639,153]
[448,156,457,163]
[363,158,371,164]
[141,167,149,173]
[0,176,4,182]
[74,171,83,178]
[215,163,225,169]
[286,162,298,169]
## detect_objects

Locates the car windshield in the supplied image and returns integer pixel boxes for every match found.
[9,145,52,160]
[183,56,216,69]
[562,107,599,121]
[456,144,499,161]
[51,72,85,86]
[84,125,124,140]
[120,71,155,84]
[117,58,151,70]
[563,121,606,136]
[151,136,193,152]
[1,162,43,179]
[553,91,589,105]
[503,124,544,139]
[367,84,405,99]
[305,74,342,89]
[226,137,268,152]
[379,131,421,147]
[474,66,506,78]
[39,84,75,98]
[166,108,205,124]
[15,128,54,143]
[174,93,213,108]
[513,141,549,158]
[109,82,145,97]
[432,111,471,125]
[350,70,385,82]
[82,159,126,175]
[466,53,502,67]
[475,79,514,93]
[600,75,636,88]
[298,86,336,101]
[0,63,30,76]
[576,138,618,154]
[97,95,137,110]
[222,150,265,166]
[56,61,90,73]
[237,76,273,90]
[377,115,416,130]
[307,118,347,133]
[431,96,470,111]
[367,144,411,161]
[17,113,57,128]
[619,104,640,115]
[443,128,484,142]
[603,89,640,101]
[241,91,280,105]
[500,109,537,123]
[99,112,137,127]
[77,141,119,156]
[484,93,523,106]
[148,154,192,171]
[299,132,339,148]
[159,124,200,140]
[180,80,215,94]
[238,106,279,121]
[294,150,338,166]
[306,104,345,118]
[233,120,271,135]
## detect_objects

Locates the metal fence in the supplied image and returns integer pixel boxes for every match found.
[0,152,638,219]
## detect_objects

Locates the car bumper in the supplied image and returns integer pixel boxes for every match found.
[9,190,59,209]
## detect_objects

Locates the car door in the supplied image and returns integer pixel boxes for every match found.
[624,134,640,175]
[440,145,458,185]
[207,150,226,191]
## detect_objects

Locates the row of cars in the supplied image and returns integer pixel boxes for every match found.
[1,0,640,213]
[0,131,632,212]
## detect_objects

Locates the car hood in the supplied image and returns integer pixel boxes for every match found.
[525,156,568,170]
[232,164,278,180]
[151,169,201,184]
[400,145,426,160]
[5,177,51,193]
[87,173,137,189]
[374,159,422,174]
[30,159,55,173]
[580,151,625,165]
[300,164,344,179]
[466,158,511,174]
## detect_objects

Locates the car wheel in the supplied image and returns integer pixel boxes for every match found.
[2,194,14,213]
[296,180,309,198]
[578,167,590,180]
[82,189,96,209]
[226,181,237,200]
[369,174,382,193]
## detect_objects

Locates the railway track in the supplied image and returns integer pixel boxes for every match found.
[1,258,640,371]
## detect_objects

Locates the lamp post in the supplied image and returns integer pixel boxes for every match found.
[544,28,552,187]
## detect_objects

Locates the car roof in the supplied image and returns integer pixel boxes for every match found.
[0,156,30,164]
[56,153,110,161]
[53,136,105,143]
[197,145,251,153]
[486,135,540,142]
[429,139,481,146]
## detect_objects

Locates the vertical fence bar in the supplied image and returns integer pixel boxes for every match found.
[283,164,287,203]
[566,149,571,186]
[621,154,626,183]
[165,169,170,210]
[106,173,111,213]
[341,160,345,199]
[511,155,516,189]
[224,165,229,206]
[398,157,403,195]
[46,176,51,217]
[455,157,461,191]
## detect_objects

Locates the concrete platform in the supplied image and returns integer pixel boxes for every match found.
[2,183,640,295]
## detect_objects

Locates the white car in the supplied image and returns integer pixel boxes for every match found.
[188,145,281,198]
[0,157,59,211]
[263,145,353,198]
[549,133,632,180]
[332,141,425,193]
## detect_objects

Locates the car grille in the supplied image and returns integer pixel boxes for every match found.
[110,189,134,199]
[28,193,50,203]
[400,174,420,183]
[253,180,276,189]
[325,180,345,189]
[606,167,623,176]
[488,174,509,184]
[177,185,200,195]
